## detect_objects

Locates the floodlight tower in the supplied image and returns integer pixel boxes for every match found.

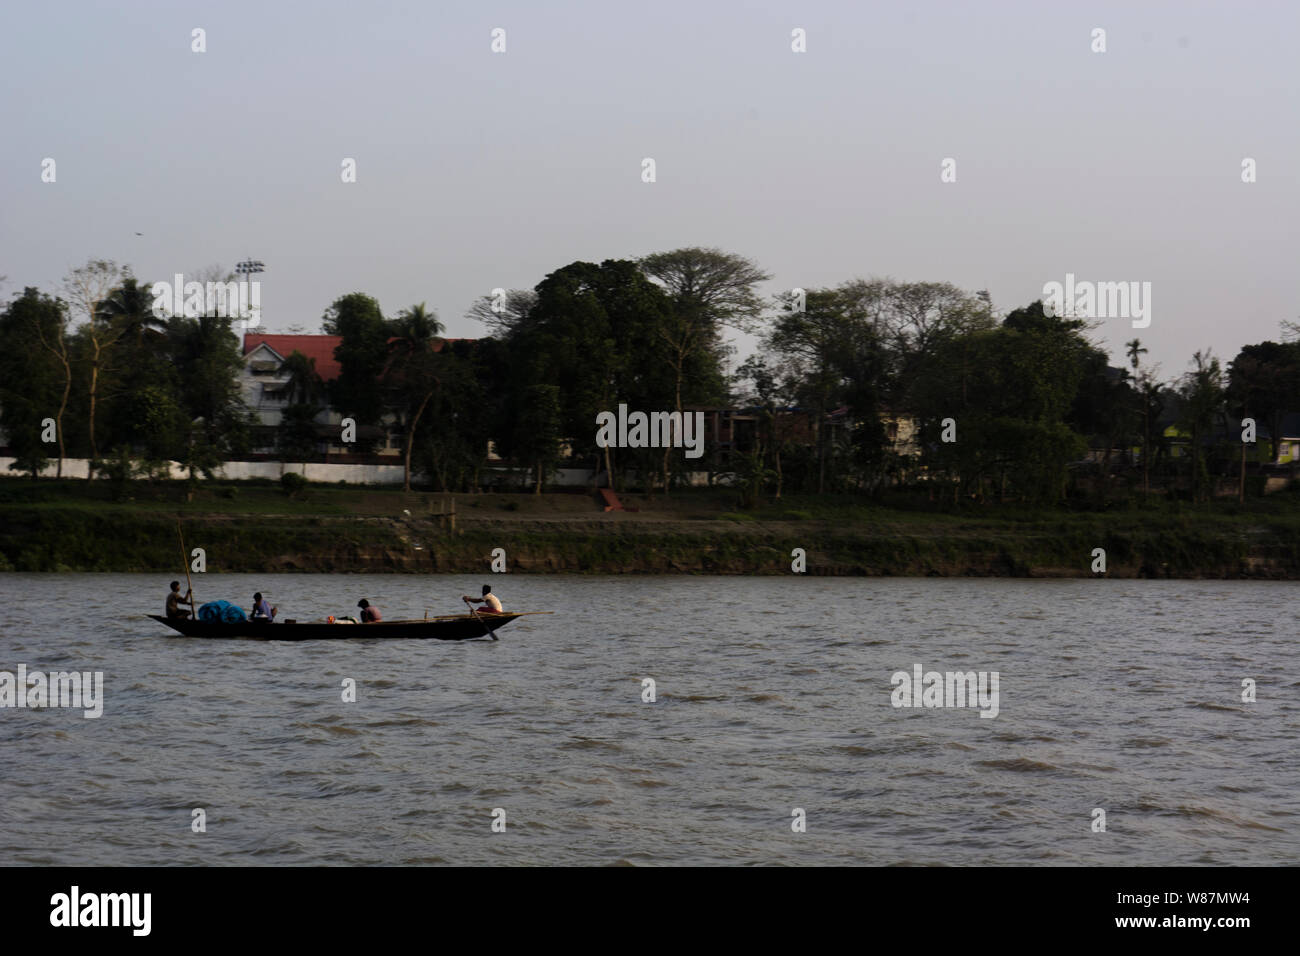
[234,258,265,330]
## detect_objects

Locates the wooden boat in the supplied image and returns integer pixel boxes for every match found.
[148,611,538,641]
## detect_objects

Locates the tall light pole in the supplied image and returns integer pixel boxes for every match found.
[235,258,264,328]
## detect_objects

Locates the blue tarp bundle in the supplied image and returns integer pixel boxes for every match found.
[198,600,247,623]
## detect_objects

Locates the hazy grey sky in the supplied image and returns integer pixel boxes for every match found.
[3,0,1296,379]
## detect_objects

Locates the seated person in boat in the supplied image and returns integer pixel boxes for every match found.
[463,584,503,613]
[166,580,193,619]
[357,599,382,622]
[251,592,277,621]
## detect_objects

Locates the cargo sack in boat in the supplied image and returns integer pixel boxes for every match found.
[198,600,248,623]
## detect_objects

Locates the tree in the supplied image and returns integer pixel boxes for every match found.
[1227,341,1300,466]
[278,403,322,464]
[499,260,676,491]
[1178,350,1226,502]
[1070,351,1137,501]
[768,289,842,493]
[841,279,995,409]
[324,293,389,452]
[464,289,538,338]
[639,248,769,334]
[96,276,179,460]
[721,444,777,510]
[385,303,445,491]
[766,284,895,493]
[411,341,488,492]
[639,248,769,491]
[1125,338,1148,371]
[116,382,187,467]
[62,259,128,466]
[1125,339,1154,496]
[513,384,563,493]
[99,276,167,347]
[785,278,1000,494]
[734,354,794,498]
[281,349,326,406]
[907,301,1092,503]
[277,350,326,464]
[169,312,251,478]
[0,288,68,478]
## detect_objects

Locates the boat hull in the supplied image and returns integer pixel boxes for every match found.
[148,613,519,641]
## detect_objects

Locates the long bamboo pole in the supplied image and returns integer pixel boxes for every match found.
[177,520,195,617]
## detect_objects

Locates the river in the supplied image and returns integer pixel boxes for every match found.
[1,574,1295,865]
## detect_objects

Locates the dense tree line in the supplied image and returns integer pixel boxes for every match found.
[0,261,250,493]
[3,251,1298,504]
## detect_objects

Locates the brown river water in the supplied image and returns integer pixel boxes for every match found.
[1,573,1296,865]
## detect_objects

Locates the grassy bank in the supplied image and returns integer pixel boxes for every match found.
[2,478,1299,577]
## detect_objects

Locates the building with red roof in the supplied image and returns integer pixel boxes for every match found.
[239,332,475,460]
[243,334,343,381]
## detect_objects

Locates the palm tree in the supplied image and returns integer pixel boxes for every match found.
[99,277,168,347]
[388,304,445,491]
[97,277,175,463]
[391,302,443,346]
[281,350,324,406]
[1125,338,1147,371]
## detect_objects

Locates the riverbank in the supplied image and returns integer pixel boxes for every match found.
[3,479,1299,577]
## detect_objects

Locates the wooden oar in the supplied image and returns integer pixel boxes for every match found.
[177,520,196,618]
[464,597,497,641]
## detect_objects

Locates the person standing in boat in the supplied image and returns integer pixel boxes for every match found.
[357,599,382,622]
[463,584,502,613]
[166,581,193,619]
[251,592,277,621]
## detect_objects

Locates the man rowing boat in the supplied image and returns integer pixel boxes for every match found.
[462,584,502,613]
[166,581,193,619]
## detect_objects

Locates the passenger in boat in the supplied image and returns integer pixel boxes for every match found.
[357,599,382,622]
[166,580,193,619]
[251,592,277,621]
[463,584,503,613]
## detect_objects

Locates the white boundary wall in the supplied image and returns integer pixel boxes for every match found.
[1,458,717,487]
[0,457,409,484]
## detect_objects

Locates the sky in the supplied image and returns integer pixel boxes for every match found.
[2,0,1297,381]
